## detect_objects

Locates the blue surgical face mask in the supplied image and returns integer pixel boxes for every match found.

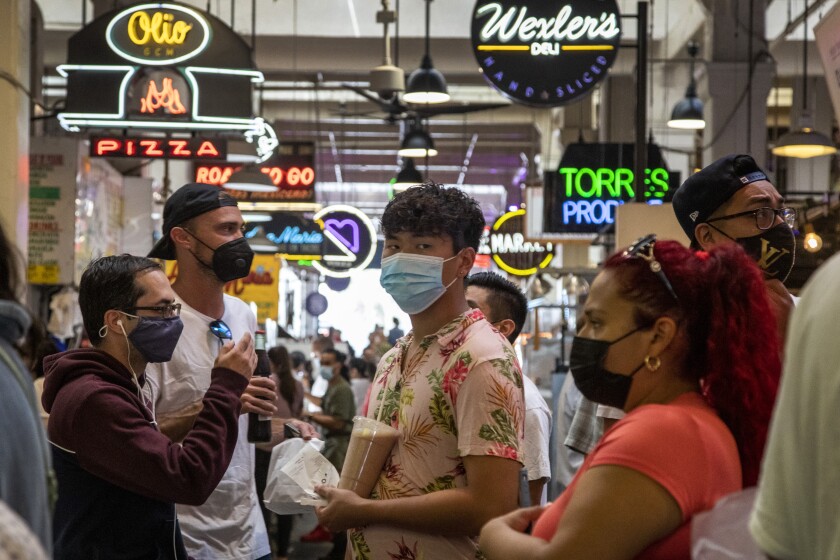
[379,252,460,315]
[123,313,184,363]
[319,365,334,381]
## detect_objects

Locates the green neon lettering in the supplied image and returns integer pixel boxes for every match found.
[650,168,669,198]
[559,167,577,197]
[576,167,598,198]
[598,168,617,197]
[616,167,634,198]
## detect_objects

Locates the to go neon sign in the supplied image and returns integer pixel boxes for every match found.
[195,165,315,188]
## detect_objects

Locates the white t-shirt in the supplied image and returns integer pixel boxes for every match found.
[749,254,840,560]
[523,375,551,504]
[147,294,270,560]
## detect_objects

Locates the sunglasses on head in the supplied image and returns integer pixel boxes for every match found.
[209,319,232,342]
[623,234,679,303]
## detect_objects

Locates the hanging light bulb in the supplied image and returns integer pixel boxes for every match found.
[224,165,277,192]
[398,125,438,158]
[803,223,823,252]
[772,0,837,159]
[245,226,277,253]
[391,158,424,191]
[668,42,705,130]
[402,0,450,104]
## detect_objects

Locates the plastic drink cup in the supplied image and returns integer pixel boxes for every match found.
[338,416,399,498]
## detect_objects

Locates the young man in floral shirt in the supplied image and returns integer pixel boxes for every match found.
[316,183,526,560]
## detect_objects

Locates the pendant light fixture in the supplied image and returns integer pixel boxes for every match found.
[402,0,450,104]
[245,226,278,253]
[668,42,705,130]
[225,165,277,192]
[772,0,837,159]
[391,157,424,191]
[398,122,438,157]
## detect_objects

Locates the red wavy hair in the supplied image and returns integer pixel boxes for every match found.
[604,240,781,486]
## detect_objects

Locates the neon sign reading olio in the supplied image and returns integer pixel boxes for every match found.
[127,11,192,46]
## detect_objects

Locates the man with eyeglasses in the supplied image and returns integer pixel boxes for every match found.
[673,154,797,341]
[42,255,257,559]
[146,183,317,560]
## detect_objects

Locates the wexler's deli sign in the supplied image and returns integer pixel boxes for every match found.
[544,143,681,234]
[471,0,621,107]
[57,2,263,132]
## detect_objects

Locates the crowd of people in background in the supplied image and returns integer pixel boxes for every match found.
[2,160,840,560]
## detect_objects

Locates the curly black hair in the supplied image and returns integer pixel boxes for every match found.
[381,183,485,251]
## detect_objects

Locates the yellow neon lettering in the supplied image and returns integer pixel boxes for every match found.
[127,11,193,46]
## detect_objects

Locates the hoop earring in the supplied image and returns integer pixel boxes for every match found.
[644,355,661,372]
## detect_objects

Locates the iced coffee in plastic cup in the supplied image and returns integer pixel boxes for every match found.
[338,416,400,498]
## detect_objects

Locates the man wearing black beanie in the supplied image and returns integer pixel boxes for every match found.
[672,154,796,341]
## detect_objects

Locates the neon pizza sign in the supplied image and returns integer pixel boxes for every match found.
[90,137,226,159]
[471,0,621,106]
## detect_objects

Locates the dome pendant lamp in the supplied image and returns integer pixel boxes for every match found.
[772,0,837,159]
[403,0,450,104]
[398,122,438,158]
[668,42,705,130]
[392,157,424,191]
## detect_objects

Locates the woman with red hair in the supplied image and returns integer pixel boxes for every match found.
[480,235,780,560]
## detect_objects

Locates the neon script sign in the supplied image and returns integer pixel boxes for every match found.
[106,3,210,65]
[90,137,226,159]
[557,167,671,226]
[471,0,621,106]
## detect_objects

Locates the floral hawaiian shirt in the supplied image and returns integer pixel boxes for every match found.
[349,308,525,560]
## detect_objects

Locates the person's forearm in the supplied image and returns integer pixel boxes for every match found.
[357,487,515,536]
[309,412,347,432]
[528,478,547,508]
[480,521,549,560]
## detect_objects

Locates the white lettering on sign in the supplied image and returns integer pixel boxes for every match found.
[477,4,620,44]
[490,232,553,254]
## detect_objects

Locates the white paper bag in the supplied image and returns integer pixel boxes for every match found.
[264,438,340,514]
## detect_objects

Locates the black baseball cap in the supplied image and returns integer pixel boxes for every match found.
[672,154,769,245]
[148,183,239,260]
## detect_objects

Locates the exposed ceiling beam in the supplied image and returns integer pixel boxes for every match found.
[769,0,834,52]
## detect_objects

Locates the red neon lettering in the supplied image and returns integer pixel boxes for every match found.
[140,77,186,114]
[95,139,121,156]
[195,167,209,183]
[263,167,283,186]
[140,140,164,156]
[300,167,315,186]
[126,140,136,156]
[169,140,191,157]
[287,167,301,186]
[195,141,219,158]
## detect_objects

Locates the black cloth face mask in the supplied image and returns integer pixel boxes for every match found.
[569,325,649,409]
[708,222,796,283]
[187,232,254,282]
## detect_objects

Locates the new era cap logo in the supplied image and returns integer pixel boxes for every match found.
[689,211,700,222]
[739,171,767,184]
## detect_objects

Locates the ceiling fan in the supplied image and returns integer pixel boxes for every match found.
[341,0,509,125]
[342,84,511,124]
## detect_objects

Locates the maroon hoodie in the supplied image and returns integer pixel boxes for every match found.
[42,347,248,505]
